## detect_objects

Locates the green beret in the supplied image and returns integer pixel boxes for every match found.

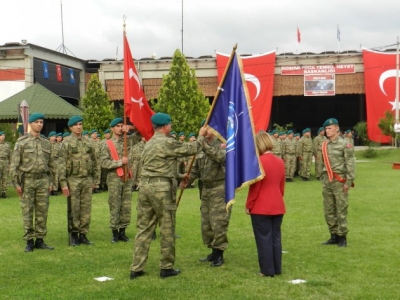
[97,133,101,137]
[56,133,63,137]
[318,127,325,134]
[345,129,351,134]
[110,117,123,127]
[178,132,185,137]
[151,113,171,126]
[200,119,206,127]
[68,115,83,127]
[271,129,277,135]
[287,130,293,135]
[48,131,57,137]
[82,131,88,135]
[62,132,70,137]
[90,129,98,135]
[302,128,310,134]
[104,129,111,134]
[0,131,4,135]
[294,133,300,137]
[188,133,196,138]
[170,131,176,136]
[28,113,45,123]
[323,118,339,127]
[40,134,46,138]
[278,132,285,137]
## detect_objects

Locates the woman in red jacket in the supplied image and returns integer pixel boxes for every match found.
[246,131,286,277]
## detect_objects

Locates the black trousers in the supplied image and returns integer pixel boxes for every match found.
[250,214,283,276]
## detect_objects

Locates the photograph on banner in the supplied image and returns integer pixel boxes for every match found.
[304,74,335,96]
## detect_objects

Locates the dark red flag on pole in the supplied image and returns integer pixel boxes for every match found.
[297,27,301,43]
[123,34,154,140]
[56,65,62,81]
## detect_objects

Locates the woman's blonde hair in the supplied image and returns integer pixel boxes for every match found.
[255,131,274,155]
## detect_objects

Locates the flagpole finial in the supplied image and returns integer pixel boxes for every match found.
[233,43,237,51]
[123,15,126,33]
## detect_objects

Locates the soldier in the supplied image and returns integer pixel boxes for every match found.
[131,135,146,191]
[100,118,133,243]
[62,132,69,140]
[178,132,185,142]
[297,128,313,181]
[90,129,101,193]
[104,129,111,140]
[313,127,327,180]
[48,131,61,196]
[344,130,354,146]
[0,131,11,198]
[282,130,296,182]
[56,133,63,144]
[321,118,355,247]
[271,130,282,157]
[82,130,89,138]
[130,113,203,280]
[59,116,98,246]
[170,131,177,139]
[294,133,301,177]
[10,113,56,252]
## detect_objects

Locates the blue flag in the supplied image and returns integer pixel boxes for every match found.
[42,61,49,79]
[69,68,75,84]
[207,51,264,206]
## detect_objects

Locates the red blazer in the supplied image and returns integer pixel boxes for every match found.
[246,152,286,215]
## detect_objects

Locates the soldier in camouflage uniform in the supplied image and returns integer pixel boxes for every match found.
[344,130,354,146]
[282,130,296,182]
[10,113,56,252]
[100,118,133,243]
[297,128,313,181]
[313,127,326,180]
[48,131,61,196]
[59,116,98,246]
[131,135,146,191]
[130,113,203,280]
[271,130,282,157]
[90,129,101,193]
[321,118,355,247]
[0,131,11,198]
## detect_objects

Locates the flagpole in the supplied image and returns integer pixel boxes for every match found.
[123,16,128,182]
[395,36,399,121]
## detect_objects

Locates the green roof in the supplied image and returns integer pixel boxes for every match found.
[0,83,83,121]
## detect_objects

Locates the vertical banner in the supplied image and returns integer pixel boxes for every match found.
[362,49,396,143]
[69,68,75,84]
[42,61,49,79]
[216,51,276,132]
[56,65,62,82]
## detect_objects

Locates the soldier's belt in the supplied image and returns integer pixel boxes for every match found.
[141,177,171,184]
[23,172,49,179]
[203,179,224,188]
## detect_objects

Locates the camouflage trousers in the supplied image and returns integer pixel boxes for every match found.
[315,151,324,179]
[322,175,349,236]
[107,172,132,230]
[0,161,8,193]
[52,158,59,192]
[201,183,232,250]
[20,176,50,241]
[67,176,93,234]
[100,168,108,188]
[300,152,312,178]
[284,154,296,179]
[131,177,176,272]
[132,158,142,187]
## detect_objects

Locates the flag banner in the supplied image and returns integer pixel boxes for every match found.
[42,61,49,79]
[304,74,335,96]
[363,49,397,143]
[337,25,341,41]
[17,105,24,136]
[56,65,62,82]
[281,64,355,75]
[297,27,301,43]
[123,34,154,140]
[216,51,276,132]
[20,100,29,135]
[207,50,264,206]
[69,68,75,84]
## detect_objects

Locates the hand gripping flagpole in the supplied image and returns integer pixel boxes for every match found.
[123,15,128,182]
[176,44,238,208]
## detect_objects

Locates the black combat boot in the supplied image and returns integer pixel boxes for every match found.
[199,248,217,262]
[210,249,224,267]
[111,230,119,243]
[130,270,145,279]
[71,232,80,246]
[338,236,347,247]
[160,268,180,279]
[25,239,34,252]
[119,228,129,242]
[151,231,157,241]
[322,233,339,245]
[35,238,54,250]
[79,234,92,245]
[1,192,7,198]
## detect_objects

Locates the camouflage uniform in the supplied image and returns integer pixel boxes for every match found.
[313,134,327,179]
[130,131,201,272]
[189,137,230,254]
[50,141,61,193]
[321,136,355,238]
[282,137,297,180]
[271,136,282,157]
[92,139,101,190]
[59,134,98,236]
[131,140,145,188]
[10,134,55,241]
[100,136,133,231]
[297,135,313,179]
[0,138,11,197]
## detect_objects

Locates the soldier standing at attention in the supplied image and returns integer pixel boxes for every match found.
[282,130,296,182]
[297,128,313,181]
[344,130,354,146]
[0,131,11,198]
[130,113,203,280]
[48,131,61,196]
[59,116,98,246]
[104,129,111,140]
[90,129,101,193]
[271,130,282,157]
[321,118,355,247]
[10,113,56,252]
[313,127,327,180]
[294,133,301,177]
[100,118,133,243]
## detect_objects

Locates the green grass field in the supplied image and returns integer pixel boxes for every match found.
[1,149,400,300]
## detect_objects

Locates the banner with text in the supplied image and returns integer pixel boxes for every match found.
[281,64,355,75]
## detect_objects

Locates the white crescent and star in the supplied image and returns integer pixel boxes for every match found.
[244,73,261,101]
[379,69,400,110]
[129,68,144,108]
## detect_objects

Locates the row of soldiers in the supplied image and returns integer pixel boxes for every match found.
[269,128,354,182]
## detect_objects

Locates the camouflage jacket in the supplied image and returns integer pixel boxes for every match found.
[50,141,61,159]
[282,138,297,155]
[0,140,11,165]
[100,136,133,174]
[10,133,55,188]
[272,137,282,157]
[297,136,313,156]
[313,135,327,156]
[58,134,98,187]
[131,141,145,160]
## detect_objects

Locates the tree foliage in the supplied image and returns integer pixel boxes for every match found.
[378,110,395,138]
[151,49,210,134]
[81,74,114,133]
[0,123,18,148]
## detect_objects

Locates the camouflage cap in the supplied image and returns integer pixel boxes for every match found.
[68,115,83,127]
[110,117,123,127]
[151,113,171,126]
[323,118,339,127]
[28,112,45,123]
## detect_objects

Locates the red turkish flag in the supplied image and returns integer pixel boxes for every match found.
[56,65,62,82]
[363,49,397,143]
[216,51,276,132]
[297,27,301,43]
[123,34,154,140]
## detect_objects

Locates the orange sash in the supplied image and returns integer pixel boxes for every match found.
[106,139,124,177]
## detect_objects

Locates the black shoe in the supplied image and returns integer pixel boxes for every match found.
[111,230,119,243]
[338,236,347,247]
[316,177,320,180]
[71,233,80,246]
[50,191,58,196]
[130,270,145,279]
[210,249,224,267]
[160,268,180,279]
[1,192,7,198]
[35,238,54,250]
[25,239,34,252]
[79,234,92,245]
[131,185,137,192]
[285,178,290,182]
[92,188,100,194]
[322,234,339,245]
[119,228,129,242]
[199,249,217,262]
[151,231,157,241]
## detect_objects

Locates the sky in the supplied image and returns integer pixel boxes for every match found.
[1,0,399,61]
